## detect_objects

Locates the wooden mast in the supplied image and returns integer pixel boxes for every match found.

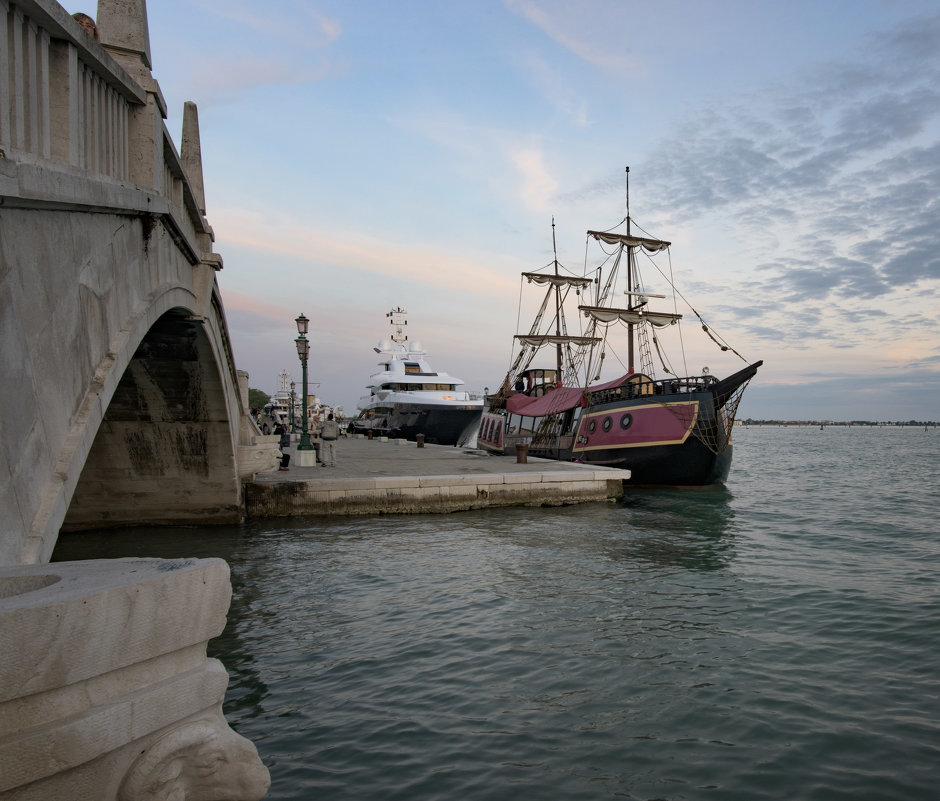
[552,217,563,381]
[625,167,635,372]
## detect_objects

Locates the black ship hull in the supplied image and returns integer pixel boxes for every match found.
[573,431,734,486]
[351,403,482,446]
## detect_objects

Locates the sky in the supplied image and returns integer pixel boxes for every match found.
[133,0,939,421]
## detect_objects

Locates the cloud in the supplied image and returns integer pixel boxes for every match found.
[155,0,342,102]
[630,11,940,315]
[504,0,642,76]
[222,293,290,327]
[742,365,940,421]
[200,0,341,49]
[516,49,590,127]
[213,208,518,298]
[385,107,563,215]
[509,146,558,214]
[188,57,333,98]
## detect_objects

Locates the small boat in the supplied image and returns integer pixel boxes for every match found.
[478,169,762,486]
[350,307,483,446]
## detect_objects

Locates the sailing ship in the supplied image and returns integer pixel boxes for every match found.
[478,169,762,485]
[350,307,483,446]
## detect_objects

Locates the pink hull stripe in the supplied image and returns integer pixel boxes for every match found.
[573,401,699,453]
[479,412,505,449]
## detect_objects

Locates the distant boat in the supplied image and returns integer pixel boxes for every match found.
[477,169,762,486]
[350,307,483,446]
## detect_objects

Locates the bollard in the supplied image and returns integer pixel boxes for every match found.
[516,443,528,464]
[416,434,425,448]
[368,430,373,440]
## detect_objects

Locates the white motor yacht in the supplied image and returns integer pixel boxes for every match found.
[351,308,482,446]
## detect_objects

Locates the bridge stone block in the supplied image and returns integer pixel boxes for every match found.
[0,557,270,800]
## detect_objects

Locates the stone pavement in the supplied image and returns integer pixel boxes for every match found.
[245,436,630,517]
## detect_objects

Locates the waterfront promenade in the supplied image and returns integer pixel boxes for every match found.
[245,436,630,517]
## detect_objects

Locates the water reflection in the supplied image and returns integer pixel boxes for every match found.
[608,487,736,571]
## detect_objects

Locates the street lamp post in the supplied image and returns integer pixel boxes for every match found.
[294,314,315,462]
[289,381,296,434]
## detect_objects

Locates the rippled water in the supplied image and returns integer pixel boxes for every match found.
[54,426,940,800]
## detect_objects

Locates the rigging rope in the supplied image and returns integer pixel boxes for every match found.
[512,274,524,369]
[667,248,689,377]
[651,334,676,376]
[630,218,749,364]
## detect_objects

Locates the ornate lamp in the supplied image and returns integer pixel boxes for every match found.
[294,315,313,452]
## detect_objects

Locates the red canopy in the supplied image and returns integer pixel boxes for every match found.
[505,373,631,417]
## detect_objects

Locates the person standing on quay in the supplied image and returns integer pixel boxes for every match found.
[320,414,339,467]
[275,422,291,471]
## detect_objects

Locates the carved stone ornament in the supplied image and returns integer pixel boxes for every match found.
[119,717,270,801]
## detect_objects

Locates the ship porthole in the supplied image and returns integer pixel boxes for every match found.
[588,420,597,434]
[602,416,613,432]
[620,413,633,430]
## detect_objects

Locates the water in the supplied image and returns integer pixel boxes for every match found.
[54,426,940,800]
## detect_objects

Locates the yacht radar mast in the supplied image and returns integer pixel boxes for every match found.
[387,306,408,346]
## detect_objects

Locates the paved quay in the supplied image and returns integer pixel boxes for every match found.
[244,436,630,518]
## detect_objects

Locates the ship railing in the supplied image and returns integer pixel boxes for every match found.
[588,375,715,405]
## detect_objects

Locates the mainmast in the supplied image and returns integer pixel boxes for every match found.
[625,166,635,372]
[552,217,562,379]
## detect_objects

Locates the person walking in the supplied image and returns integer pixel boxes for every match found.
[320,413,339,467]
[275,422,291,470]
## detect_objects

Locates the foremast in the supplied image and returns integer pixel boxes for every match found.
[493,219,600,400]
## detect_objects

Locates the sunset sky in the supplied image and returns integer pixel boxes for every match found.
[142,0,940,421]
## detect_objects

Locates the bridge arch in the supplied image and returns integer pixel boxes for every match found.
[10,221,251,565]
[61,303,243,536]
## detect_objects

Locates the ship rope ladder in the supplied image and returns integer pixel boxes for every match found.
[532,413,564,449]
[635,321,656,380]
[689,376,755,455]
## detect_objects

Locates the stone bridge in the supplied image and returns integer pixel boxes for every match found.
[1,0,274,565]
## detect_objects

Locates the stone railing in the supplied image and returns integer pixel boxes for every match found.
[0,0,212,265]
[0,0,141,177]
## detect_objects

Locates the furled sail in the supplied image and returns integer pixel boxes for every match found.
[514,334,601,346]
[586,231,671,253]
[579,305,681,327]
[522,272,594,289]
